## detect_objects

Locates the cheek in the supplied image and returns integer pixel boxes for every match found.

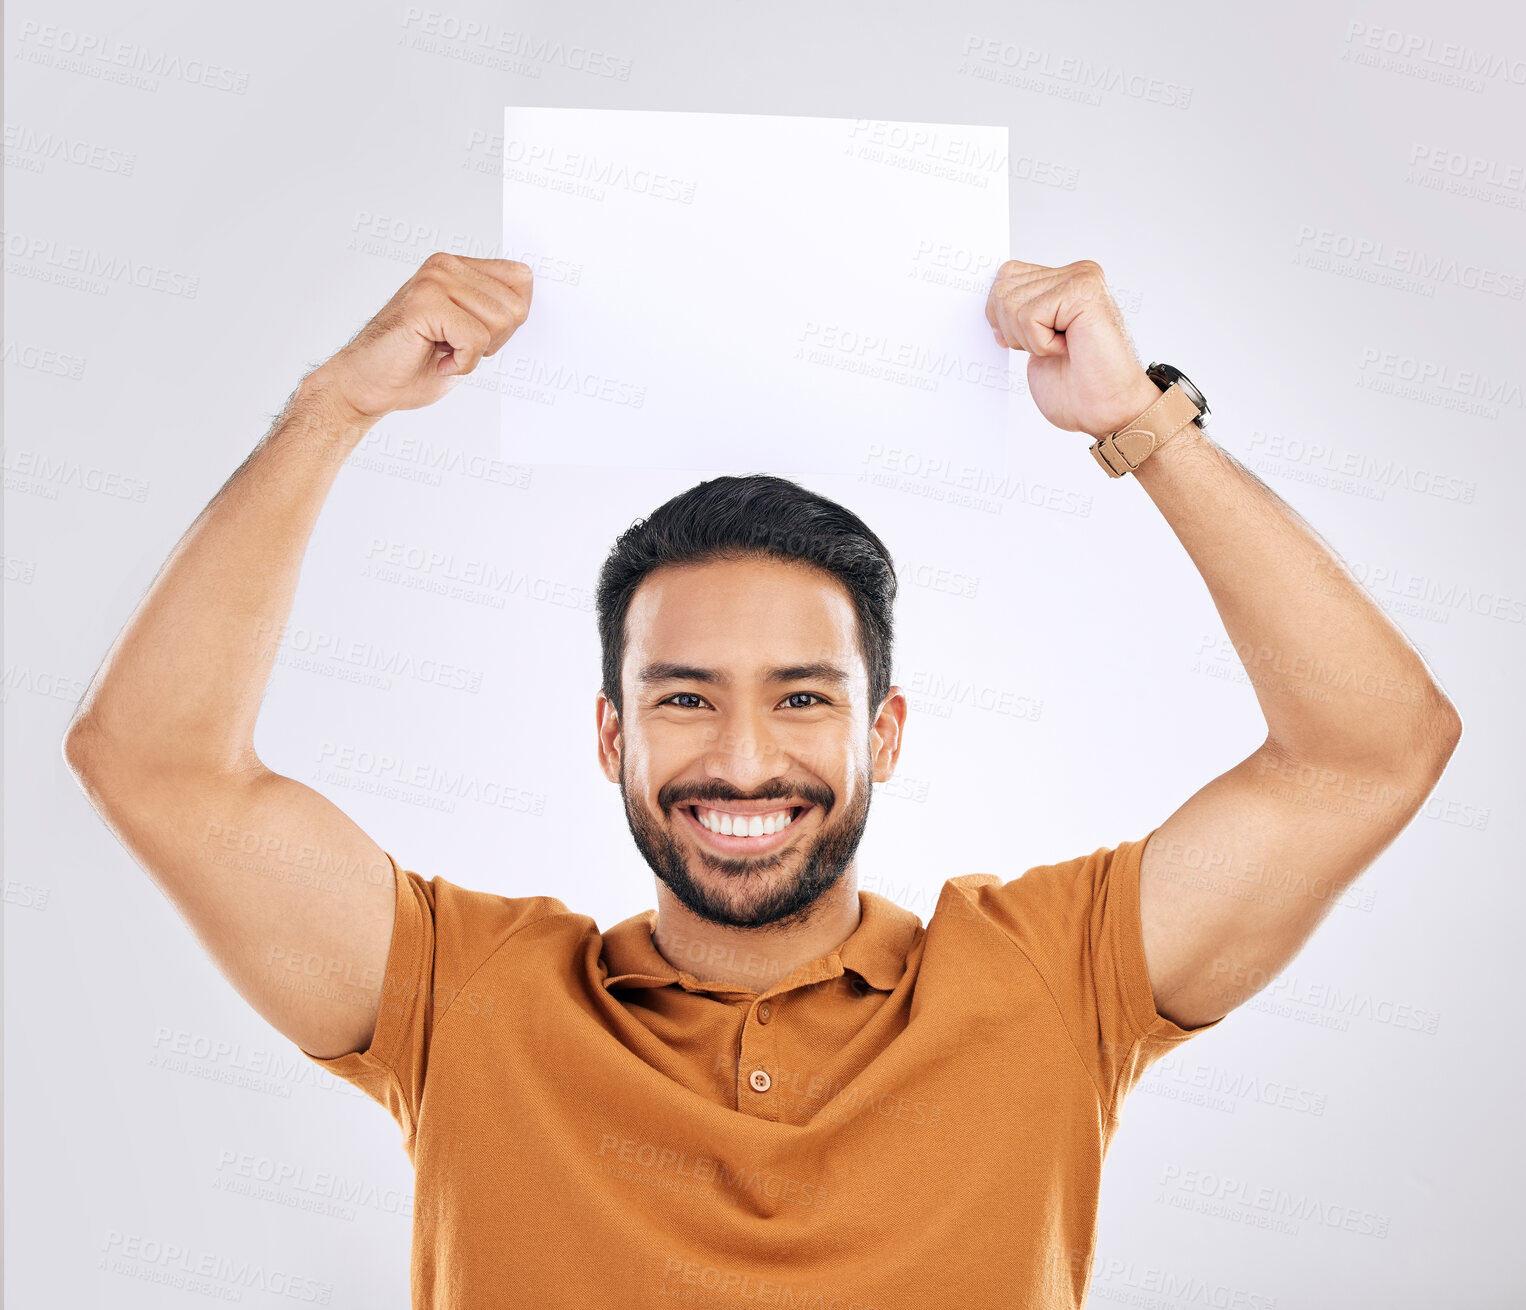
[788,718,867,780]
[622,726,688,796]
[628,723,683,775]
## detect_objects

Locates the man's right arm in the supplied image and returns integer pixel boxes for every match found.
[61,253,533,1060]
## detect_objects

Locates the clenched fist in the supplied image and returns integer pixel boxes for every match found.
[305,252,533,424]
[985,259,1158,439]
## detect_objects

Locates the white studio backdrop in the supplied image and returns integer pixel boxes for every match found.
[5,1,1523,1306]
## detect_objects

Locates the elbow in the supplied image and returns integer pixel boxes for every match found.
[1396,689,1462,781]
[1270,688,1462,782]
[61,718,98,778]
[61,716,131,787]
[61,718,262,791]
[1430,692,1463,766]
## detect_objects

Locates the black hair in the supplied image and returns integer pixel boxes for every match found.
[596,474,897,719]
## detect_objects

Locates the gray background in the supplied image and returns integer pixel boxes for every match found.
[6,1,1523,1305]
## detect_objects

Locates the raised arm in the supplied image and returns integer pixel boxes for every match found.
[988,259,1461,1031]
[62,252,532,1059]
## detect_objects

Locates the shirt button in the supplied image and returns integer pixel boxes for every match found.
[757,1003,772,1024]
[748,1069,772,1093]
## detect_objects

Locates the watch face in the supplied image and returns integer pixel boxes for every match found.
[1148,362,1209,425]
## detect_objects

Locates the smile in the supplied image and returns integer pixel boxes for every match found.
[678,803,812,855]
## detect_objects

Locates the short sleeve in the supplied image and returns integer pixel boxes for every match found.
[954,827,1224,1115]
[298,851,565,1144]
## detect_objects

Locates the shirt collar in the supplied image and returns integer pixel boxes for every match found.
[600,891,922,996]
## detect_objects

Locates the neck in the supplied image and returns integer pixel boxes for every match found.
[650,870,863,992]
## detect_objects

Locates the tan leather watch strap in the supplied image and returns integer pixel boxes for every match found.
[1089,382,1202,478]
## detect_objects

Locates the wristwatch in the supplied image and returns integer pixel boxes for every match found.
[1089,363,1210,478]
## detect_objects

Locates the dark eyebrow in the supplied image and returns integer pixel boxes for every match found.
[764,662,851,689]
[635,661,852,689]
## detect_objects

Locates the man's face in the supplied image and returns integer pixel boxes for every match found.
[597,556,904,930]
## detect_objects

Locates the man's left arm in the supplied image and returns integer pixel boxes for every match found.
[988,259,1463,1032]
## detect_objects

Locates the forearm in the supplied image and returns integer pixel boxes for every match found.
[1130,411,1461,772]
[64,376,376,779]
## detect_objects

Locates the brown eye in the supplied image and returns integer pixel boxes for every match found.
[782,692,823,709]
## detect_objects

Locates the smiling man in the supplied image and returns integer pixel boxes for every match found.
[598,500,899,975]
[63,253,1462,1309]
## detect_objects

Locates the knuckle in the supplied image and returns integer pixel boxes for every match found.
[421,250,462,275]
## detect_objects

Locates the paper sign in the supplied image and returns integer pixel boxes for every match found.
[498,108,1015,473]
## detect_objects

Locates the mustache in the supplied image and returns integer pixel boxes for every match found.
[656,781,836,812]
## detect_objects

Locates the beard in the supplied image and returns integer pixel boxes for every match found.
[619,755,874,930]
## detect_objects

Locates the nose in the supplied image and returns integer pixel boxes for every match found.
[702,703,793,793]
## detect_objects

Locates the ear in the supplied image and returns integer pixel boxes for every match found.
[595,690,623,784]
[870,686,907,783]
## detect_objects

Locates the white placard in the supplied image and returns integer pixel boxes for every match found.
[498,108,1015,473]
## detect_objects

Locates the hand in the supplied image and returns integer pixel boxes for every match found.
[985,259,1159,439]
[303,252,533,423]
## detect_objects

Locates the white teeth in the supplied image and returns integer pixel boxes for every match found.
[695,807,797,838]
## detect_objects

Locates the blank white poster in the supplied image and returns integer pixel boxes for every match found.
[498,107,1014,473]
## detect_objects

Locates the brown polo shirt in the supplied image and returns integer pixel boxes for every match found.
[303,827,1223,1308]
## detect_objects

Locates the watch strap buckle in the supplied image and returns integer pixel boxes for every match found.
[1089,383,1202,478]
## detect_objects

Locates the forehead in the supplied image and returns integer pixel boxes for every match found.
[622,556,864,680]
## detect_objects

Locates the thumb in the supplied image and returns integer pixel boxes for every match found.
[1031,328,1066,357]
[1011,288,1065,356]
[421,302,489,377]
[438,340,484,377]
[1028,296,1065,356]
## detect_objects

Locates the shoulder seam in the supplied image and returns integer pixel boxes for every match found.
[397,1070,416,1151]
[1105,888,1146,1120]
[1111,852,1153,1050]
[432,895,571,1039]
[946,879,1122,1121]
[384,861,425,1144]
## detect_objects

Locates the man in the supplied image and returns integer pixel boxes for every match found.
[63,253,1461,1309]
